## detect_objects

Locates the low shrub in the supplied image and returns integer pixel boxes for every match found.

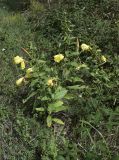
[13,36,119,158]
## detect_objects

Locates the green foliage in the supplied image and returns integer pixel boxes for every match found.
[0,104,79,160]
[5,0,30,11]
[31,0,119,54]
[14,34,119,159]
[1,0,119,159]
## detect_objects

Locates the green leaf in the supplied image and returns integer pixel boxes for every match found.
[57,155,65,160]
[38,60,46,63]
[67,85,80,90]
[51,105,68,113]
[52,118,64,125]
[35,107,45,112]
[71,77,84,83]
[47,115,52,127]
[49,101,63,107]
[71,52,80,56]
[67,85,88,90]
[40,96,49,101]
[64,94,74,99]
[23,92,37,104]
[54,88,67,100]
[48,101,68,113]
[66,51,79,57]
[30,79,39,87]
[70,62,79,67]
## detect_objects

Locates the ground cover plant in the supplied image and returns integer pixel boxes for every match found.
[0,0,119,159]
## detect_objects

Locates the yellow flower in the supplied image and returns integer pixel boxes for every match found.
[21,61,25,70]
[14,56,26,70]
[101,55,107,63]
[16,77,24,86]
[25,68,33,78]
[26,68,33,74]
[47,79,54,87]
[14,56,24,64]
[54,54,64,63]
[81,43,91,51]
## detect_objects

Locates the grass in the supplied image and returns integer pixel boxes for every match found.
[0,6,37,159]
[0,5,34,96]
[0,1,119,159]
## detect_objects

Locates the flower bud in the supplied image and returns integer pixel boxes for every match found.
[16,77,24,86]
[101,55,107,63]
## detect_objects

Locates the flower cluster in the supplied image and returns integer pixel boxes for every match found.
[46,54,64,87]
[80,43,107,62]
[14,53,65,86]
[14,56,26,70]
[14,44,107,87]
[14,56,33,86]
[13,41,108,128]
